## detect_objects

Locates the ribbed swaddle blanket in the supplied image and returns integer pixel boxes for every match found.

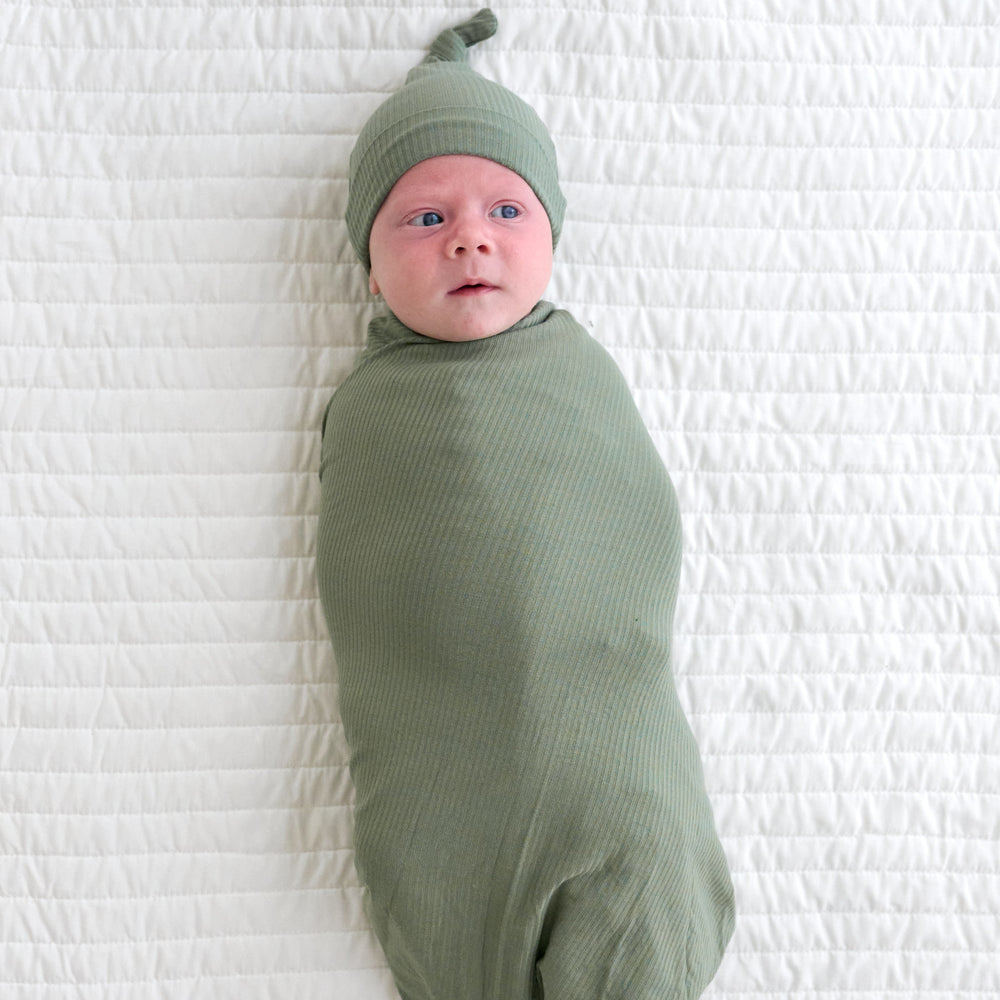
[317,302,734,1000]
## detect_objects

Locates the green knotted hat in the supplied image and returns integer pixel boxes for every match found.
[346,7,566,270]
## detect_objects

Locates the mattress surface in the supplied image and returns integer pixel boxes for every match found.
[2,2,998,998]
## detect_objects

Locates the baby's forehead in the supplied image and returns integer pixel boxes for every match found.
[388,155,529,199]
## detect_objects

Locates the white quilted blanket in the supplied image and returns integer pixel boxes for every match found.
[3,2,998,997]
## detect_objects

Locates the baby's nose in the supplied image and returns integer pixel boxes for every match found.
[452,240,490,256]
[449,219,492,256]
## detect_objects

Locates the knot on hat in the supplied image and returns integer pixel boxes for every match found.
[425,8,498,64]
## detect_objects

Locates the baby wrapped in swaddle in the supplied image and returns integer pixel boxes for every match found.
[317,10,735,999]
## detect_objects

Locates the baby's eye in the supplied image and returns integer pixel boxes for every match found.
[490,204,520,220]
[409,212,444,227]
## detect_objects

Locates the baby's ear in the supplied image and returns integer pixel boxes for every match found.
[368,272,380,296]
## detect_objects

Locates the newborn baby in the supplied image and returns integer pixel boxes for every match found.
[317,10,735,1000]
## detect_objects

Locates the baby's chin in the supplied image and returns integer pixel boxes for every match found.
[395,300,536,342]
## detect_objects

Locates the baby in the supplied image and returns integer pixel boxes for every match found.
[317,10,735,1000]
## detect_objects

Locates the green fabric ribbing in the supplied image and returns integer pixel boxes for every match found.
[317,303,734,1000]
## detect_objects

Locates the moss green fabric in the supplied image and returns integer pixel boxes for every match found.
[346,8,566,270]
[317,303,735,999]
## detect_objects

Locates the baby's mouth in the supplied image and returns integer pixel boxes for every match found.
[449,281,497,296]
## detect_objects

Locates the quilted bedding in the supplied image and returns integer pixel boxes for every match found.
[2,2,998,998]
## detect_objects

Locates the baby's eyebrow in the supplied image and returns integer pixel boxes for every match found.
[391,187,522,214]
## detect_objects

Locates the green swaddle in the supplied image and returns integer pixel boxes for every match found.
[317,302,735,999]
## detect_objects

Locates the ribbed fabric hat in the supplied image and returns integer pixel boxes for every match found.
[346,8,566,270]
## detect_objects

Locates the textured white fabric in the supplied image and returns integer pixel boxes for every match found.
[2,2,998,997]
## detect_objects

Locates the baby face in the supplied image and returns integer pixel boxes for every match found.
[367,155,553,341]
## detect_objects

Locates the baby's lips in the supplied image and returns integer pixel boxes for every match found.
[449,278,498,293]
